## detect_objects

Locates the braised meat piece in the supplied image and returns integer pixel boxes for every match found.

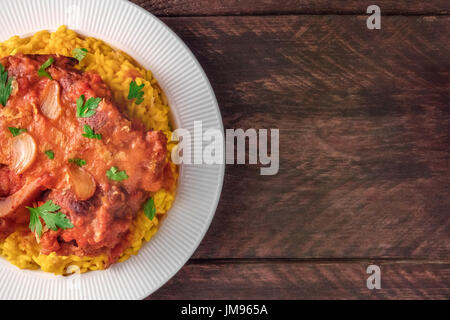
[0,54,169,261]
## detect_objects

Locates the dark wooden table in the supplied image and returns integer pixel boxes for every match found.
[131,1,450,300]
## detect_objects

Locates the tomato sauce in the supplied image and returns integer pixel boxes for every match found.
[0,54,170,262]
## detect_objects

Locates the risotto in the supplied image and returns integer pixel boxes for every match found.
[0,26,178,275]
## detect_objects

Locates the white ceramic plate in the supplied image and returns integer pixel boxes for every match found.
[0,0,224,300]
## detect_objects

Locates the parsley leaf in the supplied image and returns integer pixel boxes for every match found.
[45,150,55,159]
[0,63,13,107]
[38,57,55,80]
[143,198,156,220]
[40,211,74,232]
[82,124,102,140]
[76,95,101,118]
[106,166,129,182]
[8,127,27,137]
[128,81,145,105]
[69,158,87,167]
[27,200,74,237]
[29,207,42,237]
[73,48,88,62]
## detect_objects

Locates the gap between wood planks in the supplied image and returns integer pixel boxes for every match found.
[131,0,449,17]
[187,258,450,265]
[157,12,450,18]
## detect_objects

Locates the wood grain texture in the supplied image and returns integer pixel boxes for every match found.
[148,260,450,299]
[131,0,450,16]
[132,1,450,299]
[159,15,450,260]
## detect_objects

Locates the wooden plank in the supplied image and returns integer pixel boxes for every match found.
[148,260,450,299]
[131,0,450,16]
[159,16,450,260]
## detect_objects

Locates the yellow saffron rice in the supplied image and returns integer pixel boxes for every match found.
[0,26,178,275]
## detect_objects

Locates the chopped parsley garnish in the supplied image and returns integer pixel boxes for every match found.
[8,127,27,137]
[73,48,88,62]
[82,124,102,140]
[76,95,101,118]
[45,150,55,159]
[143,198,156,220]
[27,200,74,238]
[69,158,87,167]
[106,166,129,182]
[0,63,13,107]
[128,81,145,105]
[38,57,55,80]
